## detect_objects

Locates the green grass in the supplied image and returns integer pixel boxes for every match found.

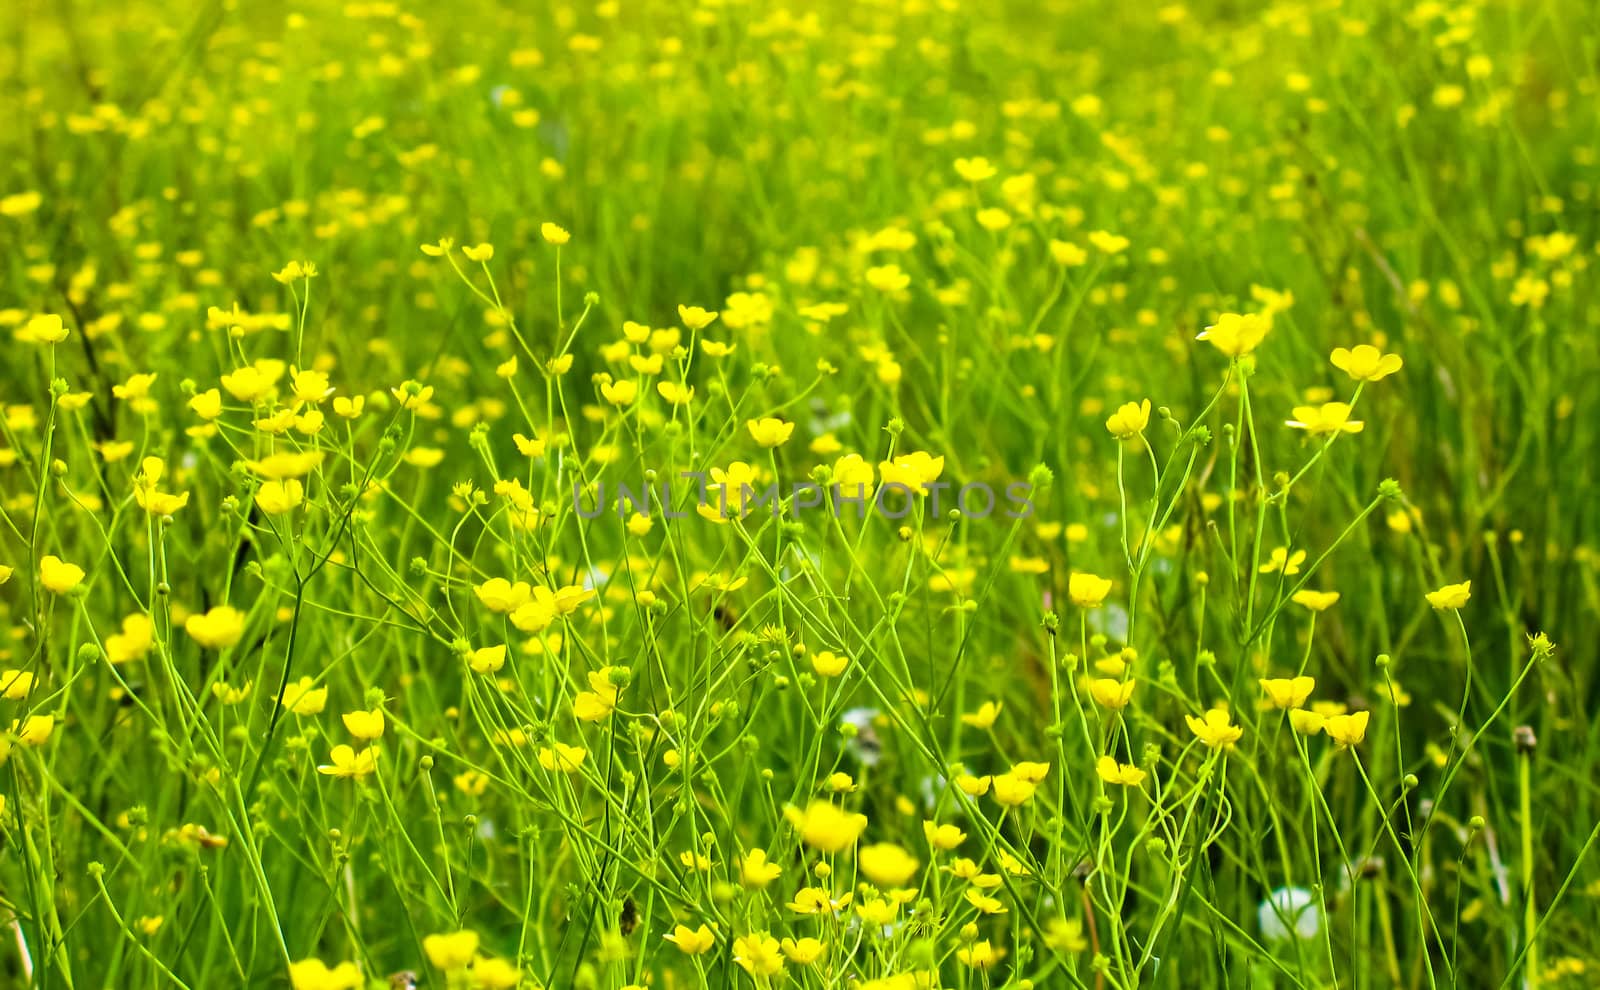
[1,0,1598,987]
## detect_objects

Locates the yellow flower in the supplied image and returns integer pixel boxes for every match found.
[1088,230,1129,254]
[185,606,246,650]
[1088,677,1136,710]
[341,708,385,740]
[656,381,695,405]
[865,264,910,293]
[922,821,966,850]
[422,930,480,970]
[472,957,520,990]
[420,237,454,257]
[746,417,795,447]
[474,578,532,613]
[16,714,55,746]
[1259,547,1306,575]
[1106,399,1151,439]
[960,701,1001,729]
[316,744,378,778]
[733,933,785,978]
[540,223,570,245]
[468,644,507,674]
[1197,312,1271,358]
[1286,402,1364,436]
[1068,571,1113,607]
[1095,755,1146,786]
[958,939,1001,968]
[1288,709,1326,735]
[1330,344,1403,382]
[677,304,718,330]
[739,847,782,888]
[1185,708,1244,750]
[537,742,587,772]
[780,937,826,965]
[1323,710,1371,748]
[332,395,365,418]
[663,924,715,954]
[953,156,996,182]
[1259,676,1315,710]
[878,451,945,493]
[784,800,867,853]
[1291,590,1341,612]
[220,366,274,402]
[257,479,305,515]
[462,242,494,261]
[810,649,848,677]
[281,676,329,715]
[1425,580,1471,610]
[189,388,224,420]
[990,771,1038,806]
[831,453,876,500]
[288,958,363,990]
[601,379,637,406]
[39,555,85,594]
[573,666,622,721]
[858,843,920,888]
[24,313,70,344]
[0,669,34,700]
[1049,239,1088,266]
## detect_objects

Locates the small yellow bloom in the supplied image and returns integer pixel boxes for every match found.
[1286,402,1364,436]
[1291,590,1341,612]
[747,417,795,447]
[1185,708,1243,750]
[858,843,920,888]
[1259,676,1315,710]
[185,606,246,650]
[1068,571,1113,608]
[1095,755,1147,786]
[421,930,479,970]
[340,708,385,740]
[1197,311,1271,358]
[960,701,1001,729]
[784,800,867,853]
[540,223,570,245]
[1088,677,1136,710]
[663,924,715,955]
[677,304,718,330]
[462,243,495,262]
[732,933,785,978]
[1331,344,1403,382]
[1105,399,1151,439]
[280,676,329,716]
[39,555,85,594]
[1425,580,1471,610]
[740,848,782,888]
[537,741,587,772]
[316,744,378,779]
[1323,710,1371,748]
[1288,708,1326,735]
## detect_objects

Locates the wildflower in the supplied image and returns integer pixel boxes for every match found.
[185,606,246,650]
[1259,547,1306,575]
[746,417,794,447]
[858,843,920,888]
[811,649,849,677]
[1288,709,1326,735]
[677,305,718,330]
[1425,581,1471,609]
[1096,755,1147,786]
[189,389,224,420]
[472,957,520,989]
[422,931,479,970]
[1330,345,1403,382]
[990,771,1038,806]
[1088,677,1136,710]
[781,937,826,965]
[316,744,378,778]
[341,708,385,740]
[733,933,785,978]
[601,380,637,406]
[39,555,85,594]
[332,395,365,418]
[1088,230,1129,254]
[468,645,507,674]
[1286,402,1364,435]
[23,313,70,344]
[785,800,867,853]
[878,451,945,493]
[0,670,33,700]
[966,889,1007,914]
[1045,917,1089,953]
[573,667,622,721]
[663,924,714,954]
[958,940,1001,968]
[475,578,532,613]
[1049,239,1088,266]
[960,701,1000,729]
[288,959,363,990]
[1323,711,1371,748]
[1186,708,1244,750]
[257,479,305,515]
[1291,590,1341,612]
[1068,571,1113,607]
[537,742,587,772]
[953,156,996,182]
[420,237,455,256]
[656,381,694,405]
[220,366,274,402]
[922,821,966,850]
[788,887,850,915]
[462,243,494,261]
[1197,312,1271,358]
[1259,676,1315,710]
[740,848,782,888]
[16,714,55,746]
[281,677,329,715]
[865,264,910,293]
[831,453,876,499]
[1106,399,1151,439]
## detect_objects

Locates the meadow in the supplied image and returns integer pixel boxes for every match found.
[2,0,1598,987]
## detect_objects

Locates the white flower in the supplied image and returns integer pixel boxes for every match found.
[1258,886,1321,941]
